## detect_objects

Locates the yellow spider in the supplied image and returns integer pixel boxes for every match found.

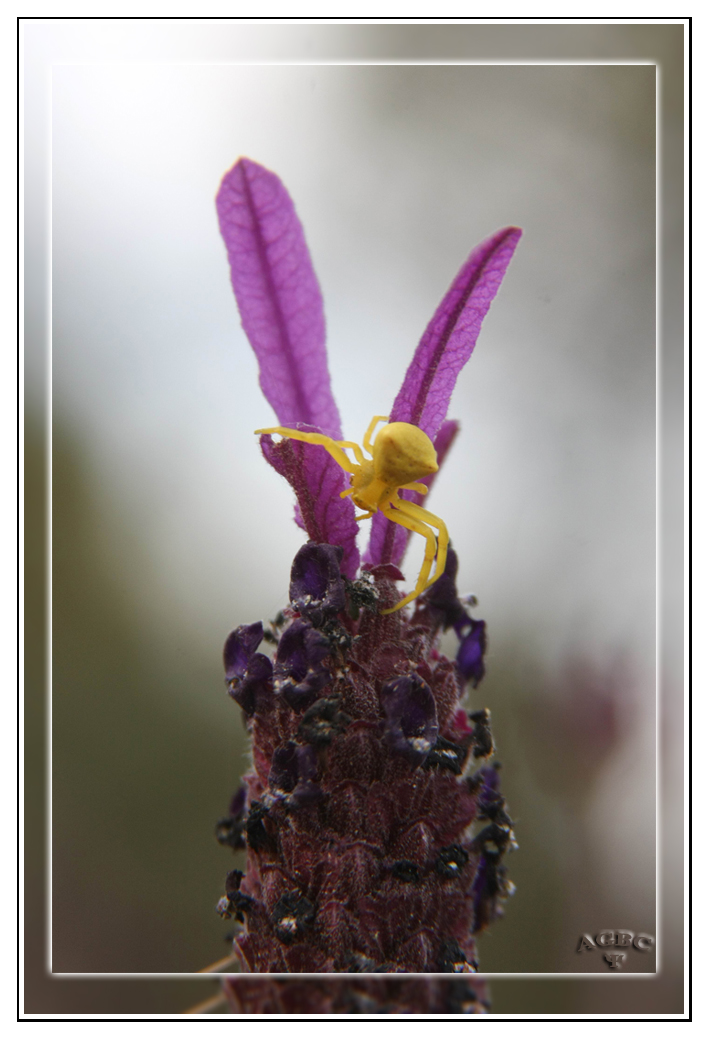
[255,415,449,614]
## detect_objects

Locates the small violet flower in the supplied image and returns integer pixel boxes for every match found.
[214,158,520,980]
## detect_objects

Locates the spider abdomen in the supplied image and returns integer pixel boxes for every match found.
[373,423,438,488]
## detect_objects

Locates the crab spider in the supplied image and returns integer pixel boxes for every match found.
[255,416,449,614]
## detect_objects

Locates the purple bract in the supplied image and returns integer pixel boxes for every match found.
[217,157,520,577]
[216,158,341,437]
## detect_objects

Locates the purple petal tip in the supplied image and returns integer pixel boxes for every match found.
[216,157,342,438]
[391,226,522,441]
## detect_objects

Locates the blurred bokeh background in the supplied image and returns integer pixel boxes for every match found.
[24,20,684,1014]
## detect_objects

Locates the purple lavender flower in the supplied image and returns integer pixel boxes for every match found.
[289,542,347,626]
[223,623,273,716]
[380,673,439,765]
[215,158,520,975]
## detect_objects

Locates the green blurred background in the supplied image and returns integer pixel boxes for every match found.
[24,20,684,1015]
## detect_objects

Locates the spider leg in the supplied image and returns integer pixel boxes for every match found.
[255,426,357,474]
[340,487,355,499]
[354,510,376,522]
[400,481,429,495]
[379,499,439,614]
[336,440,367,466]
[392,497,450,591]
[363,415,390,456]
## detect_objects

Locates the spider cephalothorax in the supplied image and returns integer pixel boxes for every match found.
[256,415,449,613]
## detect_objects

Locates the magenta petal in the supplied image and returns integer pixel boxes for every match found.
[391,227,522,441]
[365,419,459,568]
[216,158,342,438]
[261,432,360,579]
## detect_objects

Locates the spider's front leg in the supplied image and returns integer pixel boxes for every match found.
[255,426,357,474]
[362,415,390,456]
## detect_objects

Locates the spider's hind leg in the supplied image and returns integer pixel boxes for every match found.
[379,499,440,614]
[395,497,450,592]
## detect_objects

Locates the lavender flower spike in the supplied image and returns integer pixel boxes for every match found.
[214,159,518,985]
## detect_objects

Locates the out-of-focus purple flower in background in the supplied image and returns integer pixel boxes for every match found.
[522,656,635,802]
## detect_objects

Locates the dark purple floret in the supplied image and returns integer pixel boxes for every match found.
[391,861,420,883]
[468,710,495,760]
[298,697,351,748]
[229,785,247,819]
[225,868,244,899]
[425,736,468,774]
[474,822,512,857]
[471,855,500,932]
[215,784,249,849]
[470,801,516,932]
[420,548,488,688]
[471,836,511,933]
[224,621,264,676]
[268,741,321,807]
[271,891,316,944]
[229,655,273,715]
[224,871,254,920]
[245,801,276,852]
[289,777,325,809]
[472,763,511,827]
[269,742,300,793]
[380,673,439,765]
[422,548,470,632]
[476,762,501,800]
[438,938,477,973]
[290,542,346,627]
[223,623,274,715]
[215,815,246,851]
[294,743,317,781]
[435,844,470,880]
[274,618,332,711]
[456,619,487,687]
